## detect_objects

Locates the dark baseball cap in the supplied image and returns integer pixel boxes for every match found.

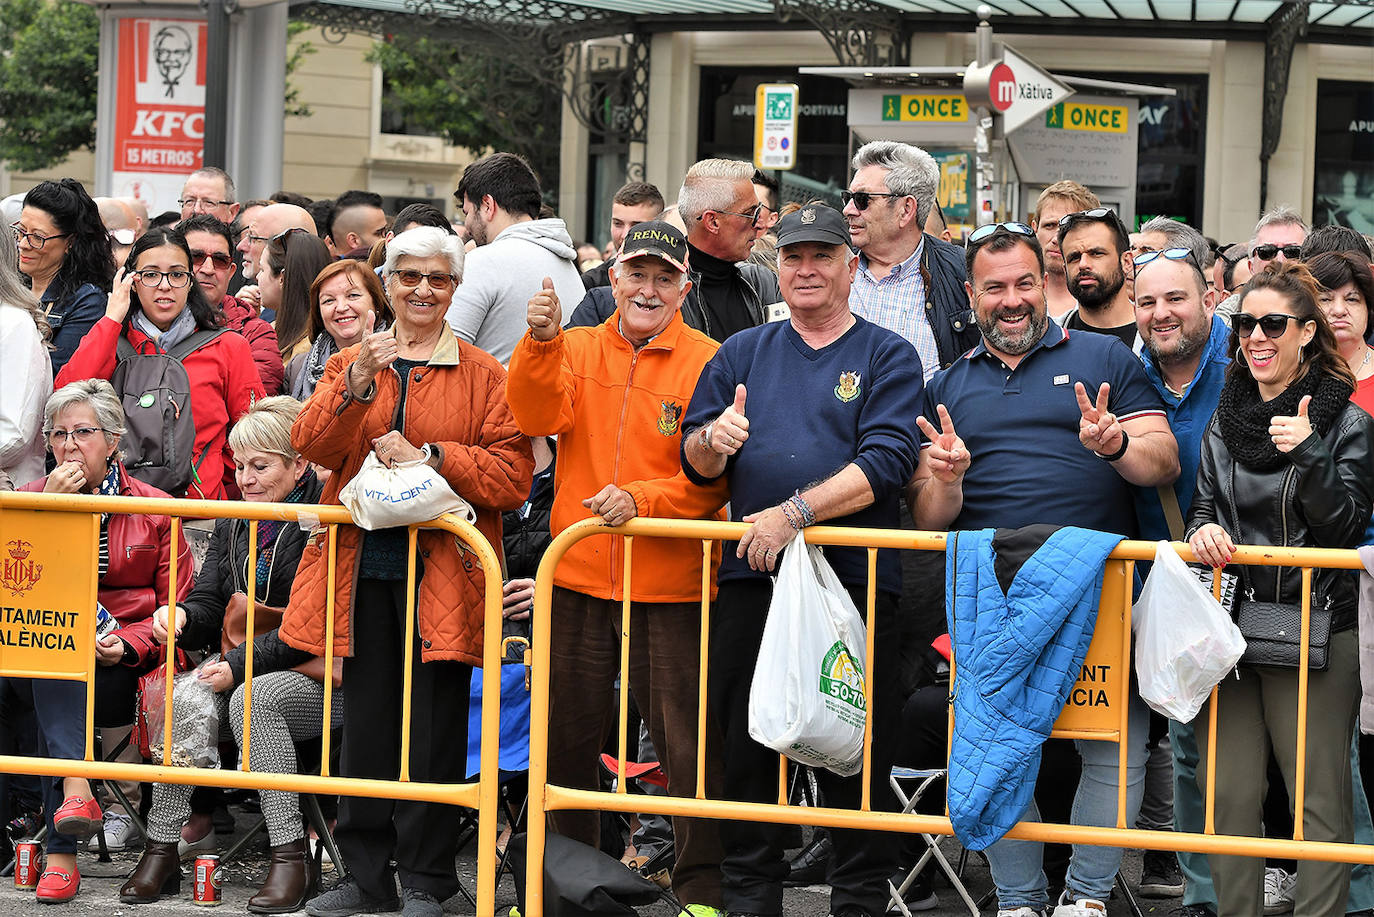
[619,220,689,273]
[775,204,853,249]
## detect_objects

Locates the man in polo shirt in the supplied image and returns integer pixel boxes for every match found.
[1057,207,1141,353]
[909,223,1178,917]
[844,140,979,383]
[682,204,922,917]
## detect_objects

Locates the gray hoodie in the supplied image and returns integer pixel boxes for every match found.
[444,218,584,365]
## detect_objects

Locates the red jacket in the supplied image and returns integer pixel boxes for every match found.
[56,316,266,501]
[21,464,194,668]
[220,295,284,395]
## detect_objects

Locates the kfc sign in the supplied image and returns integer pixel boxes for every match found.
[111,18,207,212]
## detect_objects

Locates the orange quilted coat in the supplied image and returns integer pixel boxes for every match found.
[279,325,533,667]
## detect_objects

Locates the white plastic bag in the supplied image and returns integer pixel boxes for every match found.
[339,450,475,531]
[1133,540,1246,722]
[748,541,868,776]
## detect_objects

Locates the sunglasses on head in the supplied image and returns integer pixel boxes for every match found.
[1057,207,1127,233]
[1233,312,1309,339]
[966,221,1035,247]
[1133,247,1199,270]
[1251,243,1303,262]
[840,189,905,211]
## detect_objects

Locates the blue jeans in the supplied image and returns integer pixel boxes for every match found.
[985,692,1150,909]
[1174,718,1374,912]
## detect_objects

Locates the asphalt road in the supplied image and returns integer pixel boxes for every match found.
[0,810,1184,916]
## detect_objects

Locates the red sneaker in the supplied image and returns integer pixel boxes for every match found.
[52,796,101,838]
[36,866,80,903]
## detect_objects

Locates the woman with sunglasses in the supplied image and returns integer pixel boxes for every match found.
[1186,261,1374,916]
[56,226,266,501]
[285,259,393,400]
[1308,251,1374,416]
[258,228,333,370]
[13,179,115,376]
[278,226,531,916]
[13,379,193,903]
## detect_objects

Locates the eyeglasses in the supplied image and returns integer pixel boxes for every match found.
[1251,243,1304,262]
[242,231,271,247]
[840,189,905,211]
[392,269,456,290]
[1233,312,1310,339]
[132,269,193,289]
[700,203,763,225]
[11,223,71,250]
[178,198,233,212]
[1133,247,1199,270]
[44,426,106,447]
[191,249,234,270]
[966,221,1035,247]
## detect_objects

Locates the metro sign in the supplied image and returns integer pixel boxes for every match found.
[963,42,1073,134]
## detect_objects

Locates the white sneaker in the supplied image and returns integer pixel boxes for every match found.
[1049,899,1107,917]
[997,908,1046,917]
[1264,866,1297,915]
[102,811,140,851]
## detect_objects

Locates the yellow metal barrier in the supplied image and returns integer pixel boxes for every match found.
[525,517,1374,915]
[0,491,506,916]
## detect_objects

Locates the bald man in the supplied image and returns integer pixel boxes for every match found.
[95,197,140,267]
[235,202,316,282]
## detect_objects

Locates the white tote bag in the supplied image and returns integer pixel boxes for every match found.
[1133,540,1246,723]
[747,540,869,777]
[339,450,475,531]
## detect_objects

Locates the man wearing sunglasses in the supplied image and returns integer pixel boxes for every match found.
[178,214,284,394]
[1057,207,1142,353]
[844,140,978,382]
[1247,205,1308,277]
[910,222,1177,917]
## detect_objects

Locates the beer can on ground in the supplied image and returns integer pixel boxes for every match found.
[192,854,222,905]
[14,840,40,889]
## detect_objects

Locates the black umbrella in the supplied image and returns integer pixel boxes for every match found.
[506,832,681,916]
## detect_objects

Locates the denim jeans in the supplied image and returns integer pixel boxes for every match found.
[985,691,1150,909]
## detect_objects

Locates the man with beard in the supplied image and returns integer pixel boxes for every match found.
[1130,245,1229,917]
[1031,182,1099,321]
[1058,207,1140,352]
[909,222,1177,917]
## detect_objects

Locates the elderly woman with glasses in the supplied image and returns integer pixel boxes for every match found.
[12,379,193,903]
[13,179,115,375]
[278,226,532,916]
[56,226,265,501]
[1187,262,1374,916]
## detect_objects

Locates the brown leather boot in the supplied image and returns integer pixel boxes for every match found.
[119,840,182,903]
[248,838,315,914]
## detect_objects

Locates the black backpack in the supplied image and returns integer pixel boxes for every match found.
[111,328,225,496]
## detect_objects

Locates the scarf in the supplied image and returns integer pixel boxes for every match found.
[292,332,337,400]
[1216,366,1354,471]
[251,472,315,591]
[132,305,198,352]
[96,462,122,577]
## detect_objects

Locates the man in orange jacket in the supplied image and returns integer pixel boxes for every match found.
[507,221,728,913]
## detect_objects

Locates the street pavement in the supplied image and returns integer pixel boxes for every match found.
[0,809,1185,915]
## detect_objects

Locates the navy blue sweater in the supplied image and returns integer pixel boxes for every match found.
[682,316,923,594]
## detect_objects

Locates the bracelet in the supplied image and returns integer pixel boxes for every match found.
[1097,429,1129,462]
[781,501,803,531]
[788,492,817,527]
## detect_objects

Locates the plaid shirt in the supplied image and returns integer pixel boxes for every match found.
[850,238,939,382]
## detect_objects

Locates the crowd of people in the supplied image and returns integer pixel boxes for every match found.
[2,143,1373,917]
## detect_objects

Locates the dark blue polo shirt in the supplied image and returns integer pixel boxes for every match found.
[923,320,1166,536]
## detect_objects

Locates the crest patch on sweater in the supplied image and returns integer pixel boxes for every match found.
[657,401,683,436]
[834,371,861,403]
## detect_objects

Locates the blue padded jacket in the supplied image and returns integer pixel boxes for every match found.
[945,526,1124,850]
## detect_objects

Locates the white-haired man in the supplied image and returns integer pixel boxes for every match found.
[845,140,979,382]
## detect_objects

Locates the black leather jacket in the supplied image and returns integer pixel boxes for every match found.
[1186,402,1374,630]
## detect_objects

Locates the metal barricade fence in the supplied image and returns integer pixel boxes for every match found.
[0,491,505,916]
[525,517,1374,915]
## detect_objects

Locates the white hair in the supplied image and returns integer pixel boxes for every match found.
[1250,205,1309,251]
[384,226,464,280]
[852,140,940,227]
[45,380,126,443]
[676,159,755,225]
[1139,216,1210,268]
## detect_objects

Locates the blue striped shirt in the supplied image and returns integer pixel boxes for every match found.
[850,239,940,382]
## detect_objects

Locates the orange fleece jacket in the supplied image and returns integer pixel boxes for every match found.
[507,311,728,602]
